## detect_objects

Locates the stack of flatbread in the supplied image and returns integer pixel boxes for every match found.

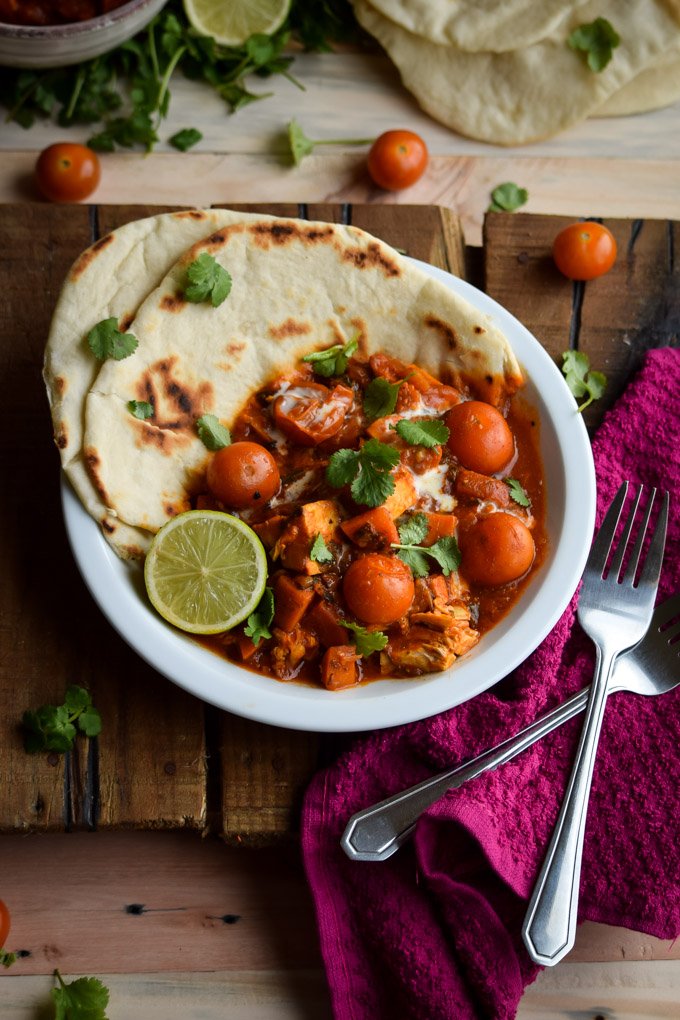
[44,209,522,560]
[350,0,680,144]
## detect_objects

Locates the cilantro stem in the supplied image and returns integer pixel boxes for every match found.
[282,70,306,91]
[5,77,39,123]
[155,43,187,123]
[55,969,67,990]
[148,23,160,83]
[63,66,86,123]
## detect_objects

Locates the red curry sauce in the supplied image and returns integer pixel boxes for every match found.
[0,0,127,26]
[195,349,547,690]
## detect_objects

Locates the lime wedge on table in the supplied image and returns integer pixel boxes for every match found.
[183,0,291,46]
[144,511,267,635]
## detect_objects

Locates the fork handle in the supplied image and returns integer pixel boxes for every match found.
[522,646,616,966]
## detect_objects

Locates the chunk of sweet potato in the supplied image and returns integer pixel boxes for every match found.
[273,499,342,575]
[321,646,359,691]
[340,507,399,550]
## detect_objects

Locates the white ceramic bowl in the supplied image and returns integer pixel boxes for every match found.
[0,0,167,69]
[61,260,596,733]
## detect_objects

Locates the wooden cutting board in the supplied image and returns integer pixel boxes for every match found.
[0,203,676,842]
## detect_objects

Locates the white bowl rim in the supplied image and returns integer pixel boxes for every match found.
[61,258,596,733]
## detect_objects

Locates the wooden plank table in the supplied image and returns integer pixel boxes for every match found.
[1,33,679,1019]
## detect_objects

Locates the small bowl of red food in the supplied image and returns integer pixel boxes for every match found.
[0,0,167,68]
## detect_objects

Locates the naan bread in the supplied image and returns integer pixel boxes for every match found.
[81,216,522,539]
[361,0,590,52]
[353,0,680,144]
[596,39,680,115]
[44,208,276,558]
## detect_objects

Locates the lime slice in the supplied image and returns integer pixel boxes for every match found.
[144,510,267,635]
[183,0,291,46]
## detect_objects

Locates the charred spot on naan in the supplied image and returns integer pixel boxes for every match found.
[340,242,401,278]
[84,448,111,505]
[424,314,459,351]
[160,292,187,313]
[172,210,208,221]
[131,358,214,451]
[268,318,312,340]
[249,221,336,249]
[119,313,135,332]
[55,424,68,450]
[69,233,115,281]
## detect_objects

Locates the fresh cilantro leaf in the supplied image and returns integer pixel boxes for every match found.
[0,948,17,968]
[505,478,531,507]
[393,418,449,447]
[326,440,399,507]
[426,536,461,575]
[392,533,461,577]
[394,546,431,579]
[363,377,403,420]
[325,447,359,489]
[183,253,232,307]
[196,414,231,451]
[340,620,388,657]
[244,587,275,646]
[52,970,110,1020]
[168,127,202,151]
[22,686,101,754]
[561,350,607,412]
[127,400,154,420]
[568,18,620,72]
[286,118,374,167]
[397,513,429,546]
[87,318,138,361]
[489,182,529,213]
[302,335,358,377]
[310,533,334,564]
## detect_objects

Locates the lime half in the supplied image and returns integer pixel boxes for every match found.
[144,510,267,635]
[183,0,291,47]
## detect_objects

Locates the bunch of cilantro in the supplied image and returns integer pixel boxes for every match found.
[0,0,358,152]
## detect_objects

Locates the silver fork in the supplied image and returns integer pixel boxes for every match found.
[522,481,669,967]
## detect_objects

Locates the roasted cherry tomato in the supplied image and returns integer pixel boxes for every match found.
[0,899,10,947]
[460,512,535,586]
[343,553,415,625]
[367,130,428,191]
[35,142,101,203]
[552,222,617,281]
[207,442,280,509]
[445,401,514,475]
[273,383,354,447]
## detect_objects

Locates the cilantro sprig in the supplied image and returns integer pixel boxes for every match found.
[489,182,528,213]
[196,414,231,451]
[52,969,110,1020]
[310,533,334,564]
[302,335,358,377]
[391,514,461,578]
[287,118,374,166]
[87,318,138,361]
[183,253,232,307]
[392,418,449,447]
[326,439,400,507]
[169,127,203,151]
[340,620,388,657]
[23,686,102,754]
[128,400,154,420]
[244,588,275,646]
[363,377,404,420]
[0,948,17,969]
[568,18,620,73]
[505,478,531,507]
[561,350,607,412]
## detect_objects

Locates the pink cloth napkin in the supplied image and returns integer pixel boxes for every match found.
[302,347,680,1020]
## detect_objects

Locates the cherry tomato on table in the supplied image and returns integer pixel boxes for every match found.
[552,222,617,281]
[35,142,101,203]
[367,130,429,191]
[343,552,415,626]
[0,899,10,946]
[445,401,515,475]
[207,442,280,509]
[460,512,535,586]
